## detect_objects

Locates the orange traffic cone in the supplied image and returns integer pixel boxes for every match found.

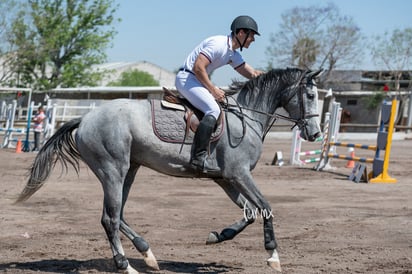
[15,139,22,153]
[346,147,355,168]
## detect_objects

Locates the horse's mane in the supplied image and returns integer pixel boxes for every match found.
[230,68,304,113]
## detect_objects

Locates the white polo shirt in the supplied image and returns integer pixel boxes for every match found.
[181,34,245,75]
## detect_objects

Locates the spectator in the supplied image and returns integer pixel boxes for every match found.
[32,106,46,151]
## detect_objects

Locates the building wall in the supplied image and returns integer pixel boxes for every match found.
[326,92,394,133]
[94,61,175,87]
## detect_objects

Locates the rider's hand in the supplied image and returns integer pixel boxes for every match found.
[211,87,225,102]
[254,70,265,77]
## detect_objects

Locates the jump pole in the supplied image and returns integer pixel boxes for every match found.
[1,101,16,148]
[315,102,342,170]
[23,101,34,152]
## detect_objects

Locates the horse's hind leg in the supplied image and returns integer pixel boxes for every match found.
[82,156,138,273]
[97,167,136,273]
[119,164,159,270]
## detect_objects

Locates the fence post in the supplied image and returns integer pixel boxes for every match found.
[407,92,412,134]
[50,103,58,135]
[23,101,34,152]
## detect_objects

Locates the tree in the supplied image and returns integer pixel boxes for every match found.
[266,3,364,83]
[108,69,159,87]
[370,28,412,91]
[8,0,119,90]
[0,0,21,85]
[292,37,319,68]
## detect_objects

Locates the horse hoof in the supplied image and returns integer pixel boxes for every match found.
[206,231,219,244]
[267,259,282,272]
[267,249,282,272]
[142,248,160,270]
[122,265,139,274]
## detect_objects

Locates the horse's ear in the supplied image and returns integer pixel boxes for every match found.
[307,69,324,79]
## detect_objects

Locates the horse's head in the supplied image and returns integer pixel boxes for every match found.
[281,69,323,141]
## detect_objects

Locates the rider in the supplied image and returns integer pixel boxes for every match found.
[175,15,263,174]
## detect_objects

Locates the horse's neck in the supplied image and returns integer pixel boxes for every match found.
[236,76,289,135]
[235,98,281,139]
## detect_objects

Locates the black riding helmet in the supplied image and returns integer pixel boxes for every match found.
[230,15,260,36]
[230,15,260,51]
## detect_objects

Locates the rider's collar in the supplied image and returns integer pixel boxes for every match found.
[227,34,234,52]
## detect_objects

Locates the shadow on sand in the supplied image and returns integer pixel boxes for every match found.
[0,257,242,273]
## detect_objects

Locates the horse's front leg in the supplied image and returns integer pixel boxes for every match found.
[264,215,281,271]
[206,179,256,244]
[216,175,282,272]
[205,210,255,244]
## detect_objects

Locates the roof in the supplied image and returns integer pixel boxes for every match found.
[0,58,176,88]
[93,61,175,87]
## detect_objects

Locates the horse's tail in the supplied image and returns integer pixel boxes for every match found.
[15,118,82,203]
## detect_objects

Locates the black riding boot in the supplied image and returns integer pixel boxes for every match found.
[191,115,221,174]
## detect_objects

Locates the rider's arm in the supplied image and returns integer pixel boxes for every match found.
[235,63,264,79]
[193,54,225,101]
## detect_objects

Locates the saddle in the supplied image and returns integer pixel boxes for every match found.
[150,87,224,144]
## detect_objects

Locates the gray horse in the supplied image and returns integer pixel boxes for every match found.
[16,68,323,273]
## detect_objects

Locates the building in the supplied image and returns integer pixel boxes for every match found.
[321,70,411,132]
[323,70,411,92]
[93,61,175,87]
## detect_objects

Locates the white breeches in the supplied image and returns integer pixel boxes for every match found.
[175,71,221,120]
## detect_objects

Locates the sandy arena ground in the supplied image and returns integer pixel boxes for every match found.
[0,134,411,273]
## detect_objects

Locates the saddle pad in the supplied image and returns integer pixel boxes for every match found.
[151,99,224,144]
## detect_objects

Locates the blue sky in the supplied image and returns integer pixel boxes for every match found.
[106,0,411,86]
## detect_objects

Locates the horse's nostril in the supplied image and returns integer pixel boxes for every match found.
[307,132,321,142]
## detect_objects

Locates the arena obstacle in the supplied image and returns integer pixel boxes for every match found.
[1,100,48,151]
[349,162,369,183]
[290,127,323,165]
[272,151,284,166]
[316,99,398,183]
[0,88,33,148]
[290,102,342,166]
[0,100,27,148]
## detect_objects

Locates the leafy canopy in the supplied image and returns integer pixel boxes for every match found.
[370,28,412,91]
[266,2,364,83]
[8,0,119,90]
[108,69,159,87]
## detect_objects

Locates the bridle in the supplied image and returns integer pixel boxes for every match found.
[223,71,318,141]
[282,71,319,128]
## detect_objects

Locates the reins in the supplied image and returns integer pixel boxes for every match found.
[222,99,301,141]
[222,71,316,141]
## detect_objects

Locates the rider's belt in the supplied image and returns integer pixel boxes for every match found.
[179,68,195,75]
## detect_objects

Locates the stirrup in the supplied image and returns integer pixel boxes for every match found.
[191,156,221,174]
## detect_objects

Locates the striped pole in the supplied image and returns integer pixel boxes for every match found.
[299,149,322,156]
[329,142,377,151]
[302,157,321,164]
[327,153,374,163]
